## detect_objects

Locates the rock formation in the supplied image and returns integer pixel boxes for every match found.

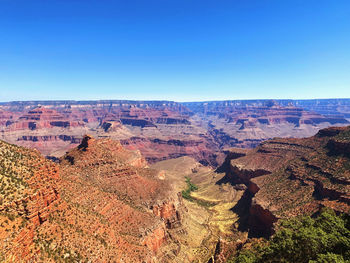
[220,126,350,237]
[184,100,350,149]
[0,100,218,166]
[0,136,190,262]
[0,139,60,261]
[0,135,248,262]
[1,99,349,166]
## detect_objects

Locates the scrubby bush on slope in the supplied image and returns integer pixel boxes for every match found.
[231,209,350,263]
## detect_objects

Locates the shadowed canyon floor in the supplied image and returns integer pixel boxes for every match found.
[152,157,247,262]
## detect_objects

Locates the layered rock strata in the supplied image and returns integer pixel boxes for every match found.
[1,99,350,166]
[184,100,350,149]
[0,101,218,166]
[220,126,350,236]
[0,136,188,262]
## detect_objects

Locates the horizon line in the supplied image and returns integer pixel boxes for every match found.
[1,97,350,104]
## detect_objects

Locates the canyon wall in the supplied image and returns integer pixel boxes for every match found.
[184,99,350,149]
[219,126,350,237]
[0,136,189,262]
[0,100,219,166]
[0,99,350,167]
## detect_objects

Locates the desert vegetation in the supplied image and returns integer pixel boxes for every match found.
[0,141,31,203]
[181,176,198,200]
[231,209,350,263]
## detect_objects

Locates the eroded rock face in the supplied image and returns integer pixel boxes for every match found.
[184,100,350,149]
[0,140,60,261]
[220,126,350,237]
[277,98,350,119]
[152,193,184,229]
[121,136,219,166]
[8,107,83,131]
[0,109,18,126]
[57,136,193,262]
[0,101,219,166]
[0,136,190,262]
[1,99,350,167]
[141,225,168,253]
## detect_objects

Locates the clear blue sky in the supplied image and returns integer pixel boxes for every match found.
[1,0,350,102]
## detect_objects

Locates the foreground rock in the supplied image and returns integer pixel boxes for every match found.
[0,140,60,260]
[1,134,242,262]
[220,126,350,237]
[50,135,189,262]
[0,136,185,262]
[0,135,248,262]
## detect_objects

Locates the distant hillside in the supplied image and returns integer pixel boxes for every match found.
[0,99,349,166]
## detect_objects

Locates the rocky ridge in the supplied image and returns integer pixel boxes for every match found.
[0,135,247,262]
[0,135,190,262]
[219,126,350,237]
[1,99,350,167]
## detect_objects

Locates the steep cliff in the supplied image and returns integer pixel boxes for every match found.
[53,135,188,262]
[220,126,350,237]
[0,140,60,261]
[0,136,190,262]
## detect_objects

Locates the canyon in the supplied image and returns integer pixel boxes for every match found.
[184,99,350,149]
[0,101,218,166]
[0,133,243,262]
[1,99,350,166]
[1,99,350,262]
[219,125,350,238]
[0,124,349,261]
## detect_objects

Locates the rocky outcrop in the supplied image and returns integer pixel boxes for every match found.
[141,225,168,253]
[57,136,189,261]
[220,126,350,237]
[152,193,184,229]
[0,136,191,262]
[249,199,278,237]
[0,140,61,261]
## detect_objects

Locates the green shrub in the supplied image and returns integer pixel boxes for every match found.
[309,253,346,263]
[232,209,350,263]
[181,176,198,200]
